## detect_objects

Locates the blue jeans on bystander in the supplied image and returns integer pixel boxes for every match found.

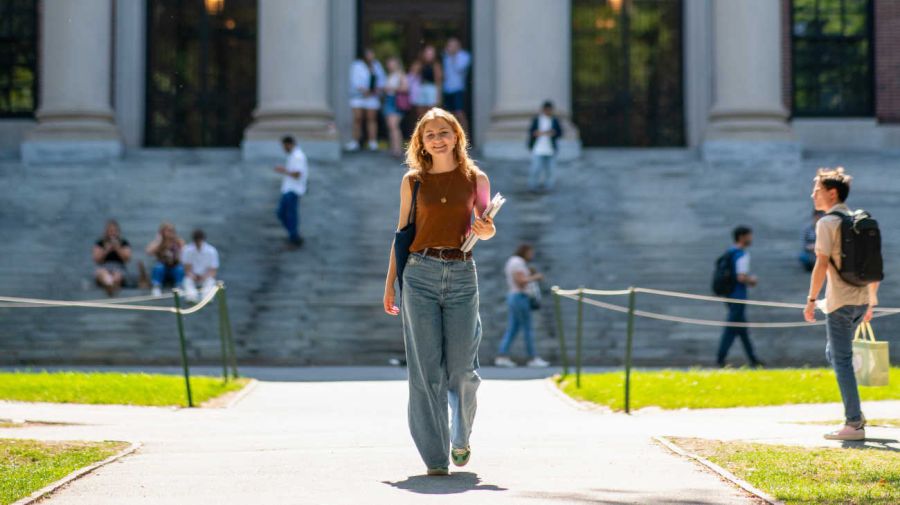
[717,303,760,366]
[276,191,301,242]
[826,304,868,424]
[498,292,535,358]
[528,154,556,191]
[151,263,184,288]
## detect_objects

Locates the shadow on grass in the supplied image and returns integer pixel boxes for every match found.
[840,438,900,453]
[382,471,507,494]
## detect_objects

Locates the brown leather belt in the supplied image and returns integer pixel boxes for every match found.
[417,248,472,262]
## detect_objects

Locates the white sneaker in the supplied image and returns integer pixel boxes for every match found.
[527,357,550,368]
[494,356,516,368]
[344,141,360,152]
[184,291,200,304]
[151,286,162,297]
[367,140,379,151]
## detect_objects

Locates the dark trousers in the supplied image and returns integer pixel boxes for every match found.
[717,302,759,365]
[276,191,300,241]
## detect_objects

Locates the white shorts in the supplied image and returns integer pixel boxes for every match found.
[350,96,381,110]
[413,84,438,107]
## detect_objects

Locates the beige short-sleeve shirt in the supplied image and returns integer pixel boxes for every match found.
[815,204,870,313]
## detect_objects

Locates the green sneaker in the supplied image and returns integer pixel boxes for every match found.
[426,467,449,476]
[451,447,471,467]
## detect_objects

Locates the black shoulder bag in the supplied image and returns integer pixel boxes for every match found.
[394,180,420,292]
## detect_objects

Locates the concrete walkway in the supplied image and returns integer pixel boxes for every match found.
[2,367,898,504]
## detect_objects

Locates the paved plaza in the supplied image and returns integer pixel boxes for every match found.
[2,367,899,504]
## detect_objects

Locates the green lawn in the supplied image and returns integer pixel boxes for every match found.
[0,439,128,505]
[671,437,900,505]
[0,371,248,407]
[558,368,900,411]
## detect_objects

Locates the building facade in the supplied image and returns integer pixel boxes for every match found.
[1,0,897,163]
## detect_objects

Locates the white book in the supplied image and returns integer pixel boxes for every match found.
[461,193,506,253]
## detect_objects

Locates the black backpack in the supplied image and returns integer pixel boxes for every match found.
[829,209,884,286]
[712,249,738,297]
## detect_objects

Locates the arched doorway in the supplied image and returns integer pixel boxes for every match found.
[572,0,684,146]
[145,0,257,147]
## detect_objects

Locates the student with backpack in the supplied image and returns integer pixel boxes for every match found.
[803,167,882,441]
[712,226,763,368]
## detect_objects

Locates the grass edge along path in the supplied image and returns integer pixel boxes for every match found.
[669,437,900,505]
[0,439,129,505]
[0,371,249,407]
[557,368,900,411]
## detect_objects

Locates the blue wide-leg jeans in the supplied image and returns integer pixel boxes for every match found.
[401,252,482,469]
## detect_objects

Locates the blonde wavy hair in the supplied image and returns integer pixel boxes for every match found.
[405,108,478,181]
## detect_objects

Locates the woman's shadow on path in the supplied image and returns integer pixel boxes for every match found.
[383,472,508,495]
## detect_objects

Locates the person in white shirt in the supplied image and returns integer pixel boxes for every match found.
[347,48,385,152]
[495,244,549,368]
[181,229,219,303]
[527,100,563,193]
[274,136,308,247]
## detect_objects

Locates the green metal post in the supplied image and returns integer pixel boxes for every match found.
[216,284,230,382]
[576,287,584,388]
[173,290,194,408]
[219,283,239,379]
[624,287,636,414]
[552,287,569,377]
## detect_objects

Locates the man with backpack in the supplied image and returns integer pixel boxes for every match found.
[714,226,763,368]
[804,167,882,441]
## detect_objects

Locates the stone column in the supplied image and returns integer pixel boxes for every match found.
[242,0,339,162]
[22,0,122,164]
[482,0,580,161]
[702,0,799,161]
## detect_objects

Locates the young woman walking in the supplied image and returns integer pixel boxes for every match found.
[383,108,495,476]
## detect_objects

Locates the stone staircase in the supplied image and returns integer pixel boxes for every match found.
[0,149,897,366]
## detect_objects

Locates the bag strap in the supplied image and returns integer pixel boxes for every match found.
[854,321,876,342]
[825,211,848,273]
[406,180,421,225]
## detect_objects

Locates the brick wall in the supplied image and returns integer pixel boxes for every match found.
[875,0,900,123]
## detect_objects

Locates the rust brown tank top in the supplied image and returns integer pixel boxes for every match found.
[408,167,475,252]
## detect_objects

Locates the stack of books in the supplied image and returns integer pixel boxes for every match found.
[461,193,506,253]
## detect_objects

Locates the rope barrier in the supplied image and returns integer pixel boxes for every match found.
[555,291,900,328]
[0,288,216,315]
[0,283,239,407]
[633,286,900,313]
[552,284,899,413]
[0,292,173,308]
[555,287,633,297]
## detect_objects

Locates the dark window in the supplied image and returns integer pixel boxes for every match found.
[791,0,873,117]
[572,0,684,147]
[145,0,257,147]
[0,0,38,117]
